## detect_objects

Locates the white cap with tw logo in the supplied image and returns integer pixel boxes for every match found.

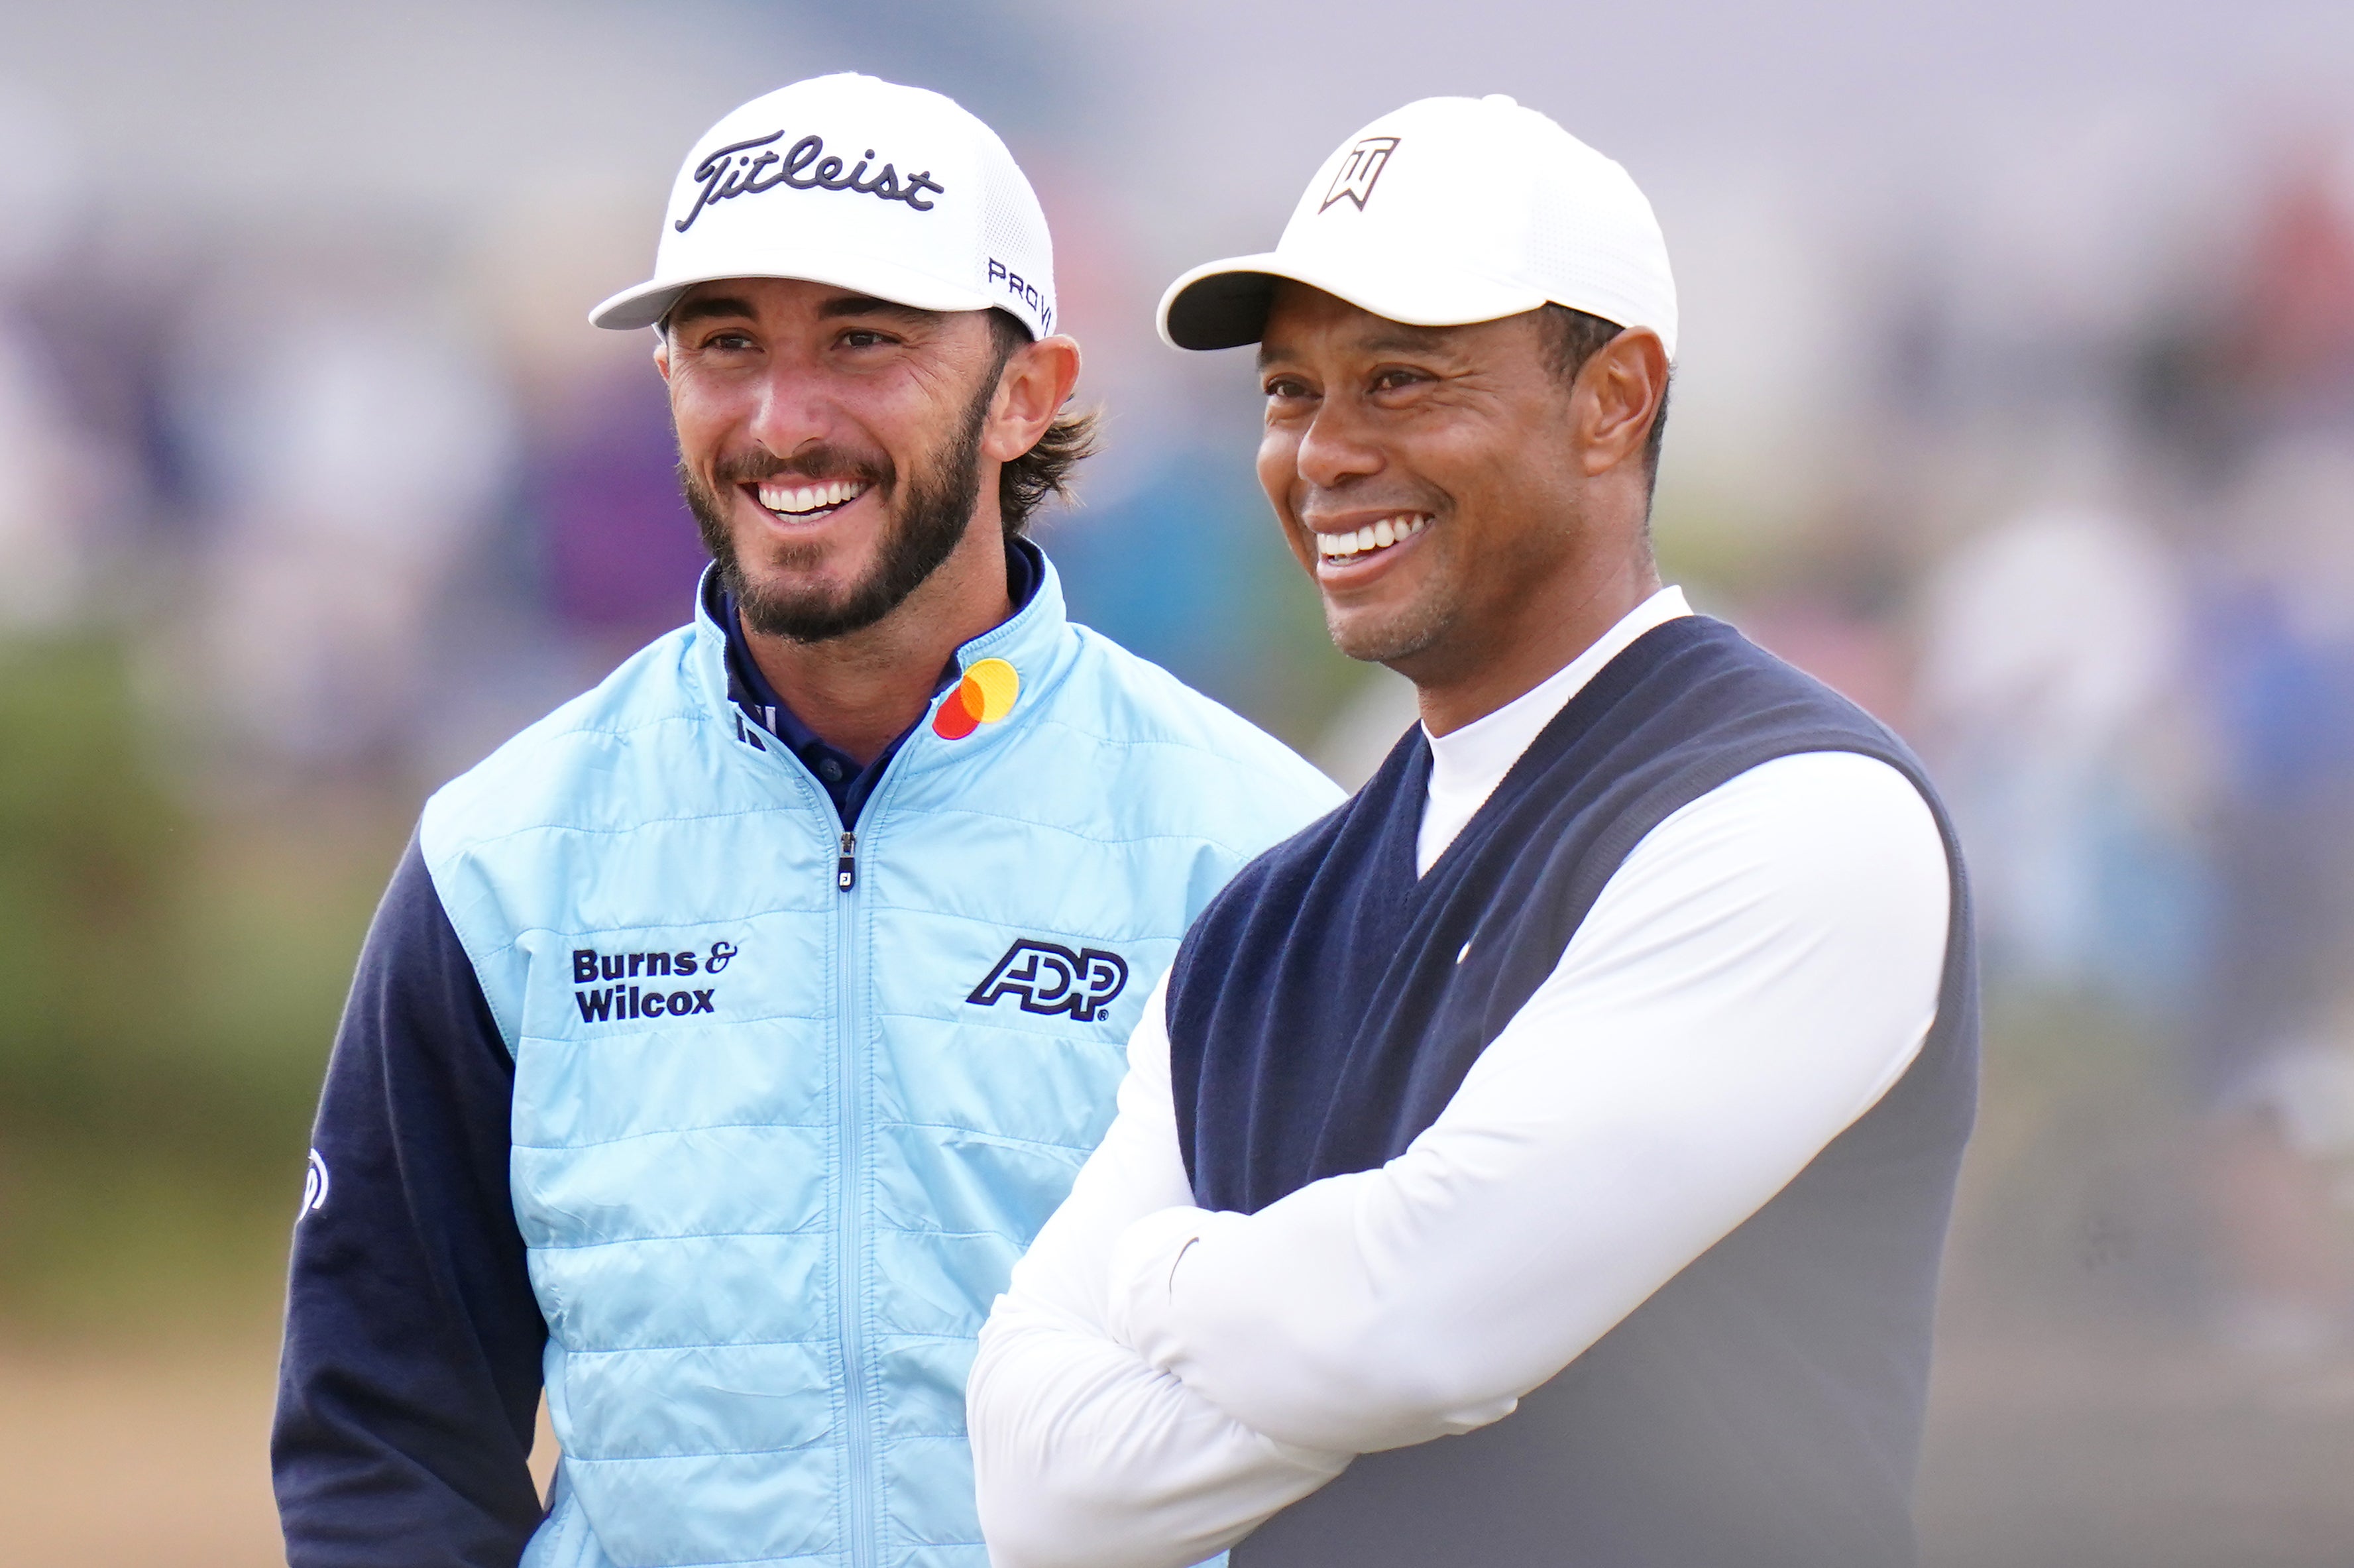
[591,73,1057,339]
[1158,93,1675,360]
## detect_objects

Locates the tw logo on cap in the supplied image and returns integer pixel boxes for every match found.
[968,939,1129,1023]
[1319,136,1401,213]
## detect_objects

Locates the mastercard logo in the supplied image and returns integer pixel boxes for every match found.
[933,657,1020,740]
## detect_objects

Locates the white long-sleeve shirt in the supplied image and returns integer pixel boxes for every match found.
[967,589,1952,1568]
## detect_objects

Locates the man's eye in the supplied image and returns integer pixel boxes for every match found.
[1371,368,1425,392]
[841,329,894,349]
[702,331,756,352]
[1264,378,1312,400]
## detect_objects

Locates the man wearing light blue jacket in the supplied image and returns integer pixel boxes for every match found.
[271,74,1338,1568]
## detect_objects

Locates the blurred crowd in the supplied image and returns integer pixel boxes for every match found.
[1820,145,2354,1364]
[0,176,702,794]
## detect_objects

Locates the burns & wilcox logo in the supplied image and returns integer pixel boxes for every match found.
[570,940,735,1024]
[968,939,1129,1024]
[1319,135,1401,213]
[675,131,946,233]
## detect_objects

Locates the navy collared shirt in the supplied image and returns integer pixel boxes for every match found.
[715,537,1042,827]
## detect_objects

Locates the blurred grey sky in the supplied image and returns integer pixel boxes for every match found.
[11,0,2354,213]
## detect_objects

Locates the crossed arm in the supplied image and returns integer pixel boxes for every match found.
[966,752,1951,1568]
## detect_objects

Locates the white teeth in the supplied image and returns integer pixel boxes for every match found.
[757,478,868,516]
[1313,514,1428,561]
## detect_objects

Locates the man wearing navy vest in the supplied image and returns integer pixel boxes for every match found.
[270,76,1339,1568]
[969,94,1976,1568]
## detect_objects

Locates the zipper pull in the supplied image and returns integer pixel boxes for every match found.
[836,831,858,891]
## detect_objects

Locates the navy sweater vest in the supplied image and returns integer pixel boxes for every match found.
[1166,617,1978,1568]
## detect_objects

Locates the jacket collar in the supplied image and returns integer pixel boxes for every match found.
[687,540,1077,787]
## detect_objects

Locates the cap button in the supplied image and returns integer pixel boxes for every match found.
[1484,93,1519,107]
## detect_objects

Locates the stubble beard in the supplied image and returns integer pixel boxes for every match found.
[1328,591,1457,668]
[1322,527,1460,669]
[1326,502,1587,683]
[680,376,993,644]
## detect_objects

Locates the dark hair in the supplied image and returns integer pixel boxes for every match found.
[1536,304,1671,481]
[985,308,1097,537]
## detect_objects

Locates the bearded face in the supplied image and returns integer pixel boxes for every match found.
[659,278,1018,645]
[680,366,994,643]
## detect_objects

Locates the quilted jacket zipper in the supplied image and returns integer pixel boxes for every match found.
[832,808,877,1568]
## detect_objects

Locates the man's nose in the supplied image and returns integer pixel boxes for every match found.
[1293,398,1385,493]
[740,359,840,460]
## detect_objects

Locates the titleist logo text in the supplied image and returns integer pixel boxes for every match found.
[675,131,946,233]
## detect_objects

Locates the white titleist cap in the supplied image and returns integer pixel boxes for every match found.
[592,73,1056,338]
[1159,94,1675,359]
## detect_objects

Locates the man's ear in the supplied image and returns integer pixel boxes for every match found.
[1577,327,1669,477]
[983,335,1083,464]
[653,328,673,384]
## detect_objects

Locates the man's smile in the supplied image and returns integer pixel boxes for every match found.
[751,477,875,520]
[1311,511,1432,573]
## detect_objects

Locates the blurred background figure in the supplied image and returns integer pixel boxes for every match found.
[0,87,117,634]
[1915,497,2190,995]
[2192,439,2354,1365]
[164,251,514,782]
[5,2,2354,1565]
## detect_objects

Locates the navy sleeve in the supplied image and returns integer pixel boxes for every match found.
[272,832,549,1567]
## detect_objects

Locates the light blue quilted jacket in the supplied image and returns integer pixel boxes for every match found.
[421,558,1339,1568]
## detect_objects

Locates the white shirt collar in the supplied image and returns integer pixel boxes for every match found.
[1416,586,1692,875]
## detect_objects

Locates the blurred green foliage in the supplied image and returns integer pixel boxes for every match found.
[0,638,404,1327]
[0,640,190,1135]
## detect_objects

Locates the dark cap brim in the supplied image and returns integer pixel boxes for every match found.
[1160,268,1284,351]
[1156,250,1548,352]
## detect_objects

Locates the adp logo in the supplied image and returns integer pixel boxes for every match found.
[968,939,1129,1023]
